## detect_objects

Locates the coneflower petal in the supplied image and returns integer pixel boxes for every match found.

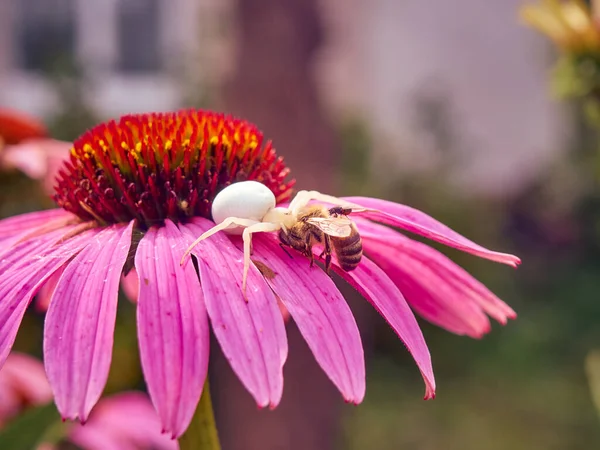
[333,256,436,400]
[180,218,287,409]
[0,209,75,244]
[357,219,516,335]
[363,239,492,338]
[393,239,516,322]
[0,227,66,272]
[44,222,134,422]
[344,196,521,267]
[250,234,365,404]
[0,229,93,369]
[135,220,210,438]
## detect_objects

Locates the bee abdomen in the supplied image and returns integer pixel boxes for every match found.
[333,232,363,271]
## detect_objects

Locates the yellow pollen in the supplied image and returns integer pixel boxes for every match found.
[210,136,219,146]
[135,142,142,152]
[121,142,129,150]
[221,133,230,147]
[165,140,173,150]
[130,149,141,161]
[182,139,190,147]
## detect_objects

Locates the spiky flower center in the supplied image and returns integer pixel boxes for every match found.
[53,110,295,228]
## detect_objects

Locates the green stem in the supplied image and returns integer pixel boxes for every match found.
[178,379,221,450]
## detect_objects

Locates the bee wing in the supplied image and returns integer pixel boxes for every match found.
[306,217,353,237]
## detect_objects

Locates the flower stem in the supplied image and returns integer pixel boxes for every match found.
[178,378,221,450]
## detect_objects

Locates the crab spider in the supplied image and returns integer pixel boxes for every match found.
[181,181,366,296]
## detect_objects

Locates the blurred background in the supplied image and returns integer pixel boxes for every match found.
[1,0,600,449]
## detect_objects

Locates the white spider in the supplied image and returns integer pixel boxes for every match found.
[181,180,365,295]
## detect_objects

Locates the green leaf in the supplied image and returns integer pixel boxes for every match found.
[178,379,221,450]
[0,402,67,450]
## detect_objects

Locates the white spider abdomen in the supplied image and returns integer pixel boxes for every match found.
[211,181,276,233]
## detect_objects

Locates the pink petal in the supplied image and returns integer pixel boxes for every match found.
[0,209,75,242]
[135,220,210,438]
[179,218,287,408]
[0,227,67,271]
[68,392,177,450]
[249,233,365,403]
[357,219,516,333]
[344,196,521,267]
[332,256,436,400]
[0,229,94,369]
[121,269,139,303]
[363,239,492,337]
[44,222,134,422]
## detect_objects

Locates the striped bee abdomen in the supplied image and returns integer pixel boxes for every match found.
[331,226,363,271]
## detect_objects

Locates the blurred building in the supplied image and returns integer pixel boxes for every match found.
[0,0,569,196]
[0,0,232,118]
[317,0,569,196]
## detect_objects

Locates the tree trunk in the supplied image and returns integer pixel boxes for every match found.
[221,0,339,192]
[212,1,348,449]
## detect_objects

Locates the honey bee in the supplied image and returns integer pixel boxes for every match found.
[278,205,362,273]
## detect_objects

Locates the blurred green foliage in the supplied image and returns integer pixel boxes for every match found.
[0,403,66,450]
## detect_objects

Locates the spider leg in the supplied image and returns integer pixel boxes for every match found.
[289,190,368,215]
[242,222,282,299]
[181,217,258,265]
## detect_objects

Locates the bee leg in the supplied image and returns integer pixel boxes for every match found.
[307,247,316,268]
[241,222,282,300]
[323,234,333,275]
[304,233,316,268]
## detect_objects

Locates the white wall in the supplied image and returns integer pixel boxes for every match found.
[317,0,568,196]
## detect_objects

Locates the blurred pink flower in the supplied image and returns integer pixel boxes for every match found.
[0,352,53,426]
[0,138,71,192]
[0,108,70,193]
[65,392,177,450]
[121,270,140,303]
[0,353,175,449]
[0,109,520,438]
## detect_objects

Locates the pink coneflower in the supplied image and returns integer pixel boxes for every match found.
[62,392,177,450]
[0,352,53,426]
[0,109,519,438]
[0,353,175,449]
[0,138,71,192]
[0,108,71,192]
